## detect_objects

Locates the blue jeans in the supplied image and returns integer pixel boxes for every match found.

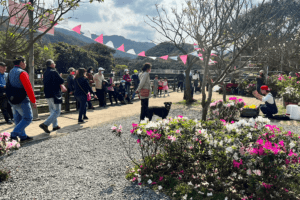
[44,98,61,128]
[75,95,87,121]
[9,99,32,140]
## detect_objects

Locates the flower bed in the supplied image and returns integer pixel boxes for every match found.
[112,116,300,200]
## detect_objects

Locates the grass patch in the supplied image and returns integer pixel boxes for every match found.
[277,104,286,115]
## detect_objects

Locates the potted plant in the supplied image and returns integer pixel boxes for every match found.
[279,86,300,108]
[241,104,260,118]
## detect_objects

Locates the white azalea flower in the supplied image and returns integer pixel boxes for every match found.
[188,181,193,186]
[137,129,142,135]
[207,192,213,196]
[289,142,296,149]
[225,147,233,153]
[147,179,152,184]
[219,140,223,146]
[158,186,163,190]
[183,194,187,200]
[167,164,172,168]
[233,153,239,160]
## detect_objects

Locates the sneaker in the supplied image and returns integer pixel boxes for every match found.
[128,101,133,104]
[78,120,86,124]
[39,123,50,134]
[20,136,33,143]
[53,126,61,131]
[6,120,13,124]
[83,116,89,120]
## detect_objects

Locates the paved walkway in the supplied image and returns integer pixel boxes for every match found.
[0,91,297,143]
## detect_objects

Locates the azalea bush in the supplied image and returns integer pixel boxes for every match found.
[276,75,300,103]
[112,115,300,199]
[0,132,20,182]
[208,97,245,122]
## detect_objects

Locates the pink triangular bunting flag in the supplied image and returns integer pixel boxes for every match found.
[117,44,125,52]
[138,51,146,57]
[198,53,202,56]
[160,55,168,60]
[199,57,203,61]
[95,34,103,44]
[195,48,201,50]
[193,43,198,46]
[211,53,217,56]
[72,25,81,34]
[180,55,188,65]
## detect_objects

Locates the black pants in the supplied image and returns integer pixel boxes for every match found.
[140,98,149,121]
[0,95,13,122]
[178,82,183,91]
[109,91,118,104]
[96,89,106,107]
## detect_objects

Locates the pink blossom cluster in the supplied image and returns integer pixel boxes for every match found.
[262,182,273,189]
[167,135,177,142]
[233,159,243,168]
[146,130,162,139]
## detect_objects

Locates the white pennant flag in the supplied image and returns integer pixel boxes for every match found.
[127,49,136,55]
[189,51,198,57]
[83,30,92,39]
[148,57,157,60]
[105,41,114,49]
[57,19,69,29]
[169,56,178,61]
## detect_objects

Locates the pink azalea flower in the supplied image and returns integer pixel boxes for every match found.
[152,182,157,185]
[137,139,141,144]
[178,115,183,119]
[140,165,143,168]
[178,177,181,180]
[132,177,137,181]
[159,176,163,181]
[130,129,134,134]
[297,81,299,84]
[138,183,142,185]
[176,130,180,134]
[132,123,138,128]
[279,140,284,147]
[231,121,235,124]
[229,97,237,100]
[179,170,184,174]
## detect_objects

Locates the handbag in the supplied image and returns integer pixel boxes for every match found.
[76,79,90,101]
[140,88,150,97]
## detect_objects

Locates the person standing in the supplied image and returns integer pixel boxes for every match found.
[256,70,265,95]
[86,67,95,110]
[66,67,78,110]
[93,67,106,108]
[39,59,66,133]
[176,71,184,92]
[0,62,14,124]
[153,75,159,98]
[107,73,119,106]
[136,63,151,121]
[120,80,133,104]
[162,77,169,97]
[123,69,132,97]
[131,69,140,101]
[6,56,36,142]
[74,68,97,123]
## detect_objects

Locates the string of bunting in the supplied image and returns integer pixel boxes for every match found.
[71,25,217,65]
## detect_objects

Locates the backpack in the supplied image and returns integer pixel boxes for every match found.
[6,74,27,104]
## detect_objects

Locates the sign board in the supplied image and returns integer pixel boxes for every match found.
[9,0,55,35]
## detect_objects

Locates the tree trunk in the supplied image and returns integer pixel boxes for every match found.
[184,72,192,103]
[222,84,226,102]
[201,83,213,121]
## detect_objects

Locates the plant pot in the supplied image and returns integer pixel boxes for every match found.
[240,108,259,118]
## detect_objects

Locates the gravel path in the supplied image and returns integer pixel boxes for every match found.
[0,107,299,200]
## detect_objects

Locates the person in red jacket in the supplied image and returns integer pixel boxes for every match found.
[7,56,37,142]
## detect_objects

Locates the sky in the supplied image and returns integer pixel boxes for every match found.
[57,0,188,44]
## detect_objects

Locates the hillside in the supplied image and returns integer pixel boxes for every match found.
[41,28,156,59]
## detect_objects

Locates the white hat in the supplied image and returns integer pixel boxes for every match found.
[98,67,105,71]
[259,70,264,73]
[124,69,129,72]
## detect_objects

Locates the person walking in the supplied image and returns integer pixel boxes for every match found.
[256,70,265,95]
[153,75,159,98]
[39,59,66,133]
[93,67,106,108]
[0,62,14,124]
[131,69,140,101]
[136,63,151,121]
[86,67,95,110]
[107,73,119,106]
[74,68,97,123]
[6,56,36,142]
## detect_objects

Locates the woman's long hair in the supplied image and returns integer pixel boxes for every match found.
[75,68,86,79]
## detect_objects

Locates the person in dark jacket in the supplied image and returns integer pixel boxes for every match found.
[256,70,265,95]
[176,71,184,92]
[114,82,127,104]
[120,80,133,104]
[74,68,97,123]
[131,69,140,100]
[0,62,14,124]
[39,59,65,133]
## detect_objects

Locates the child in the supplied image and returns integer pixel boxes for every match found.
[114,82,126,104]
[158,77,163,97]
[107,73,119,106]
[153,75,159,98]
[163,77,169,97]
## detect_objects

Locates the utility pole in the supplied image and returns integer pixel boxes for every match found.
[28,0,40,120]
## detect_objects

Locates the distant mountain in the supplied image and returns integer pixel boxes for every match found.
[144,42,194,57]
[41,28,156,59]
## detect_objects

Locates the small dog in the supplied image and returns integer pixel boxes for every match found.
[147,102,172,121]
